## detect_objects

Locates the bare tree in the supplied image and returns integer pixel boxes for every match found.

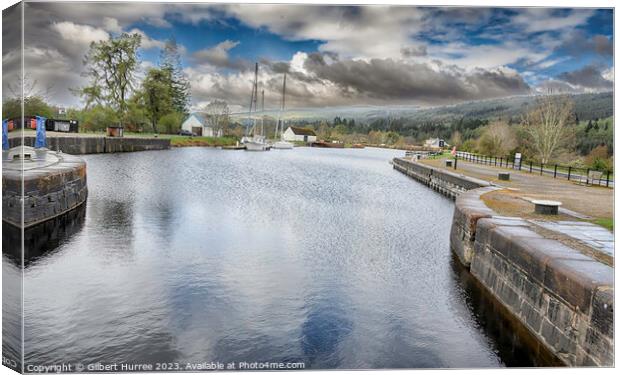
[521,95,574,164]
[478,121,517,156]
[203,100,230,136]
[450,130,463,148]
[7,73,54,100]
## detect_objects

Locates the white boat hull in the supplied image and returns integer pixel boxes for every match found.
[272,141,294,149]
[245,141,270,151]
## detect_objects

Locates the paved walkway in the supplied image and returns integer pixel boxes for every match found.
[421,158,613,220]
[530,220,613,259]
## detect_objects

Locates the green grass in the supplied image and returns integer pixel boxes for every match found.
[428,151,452,160]
[592,218,613,231]
[170,136,238,147]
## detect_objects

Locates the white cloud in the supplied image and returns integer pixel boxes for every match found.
[511,9,594,33]
[127,28,166,50]
[102,17,123,33]
[51,21,109,45]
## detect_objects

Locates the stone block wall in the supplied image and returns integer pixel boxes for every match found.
[472,217,614,366]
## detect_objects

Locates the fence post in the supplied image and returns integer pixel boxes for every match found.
[568,166,572,181]
[454,155,458,170]
[606,171,610,187]
[529,161,532,173]
[586,168,590,184]
[554,165,557,178]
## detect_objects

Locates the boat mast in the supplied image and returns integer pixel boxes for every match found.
[261,89,265,137]
[275,72,287,139]
[247,62,258,136]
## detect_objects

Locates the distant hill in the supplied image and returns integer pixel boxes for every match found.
[391,92,613,124]
[232,92,612,125]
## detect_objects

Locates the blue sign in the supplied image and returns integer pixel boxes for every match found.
[2,119,8,150]
[35,116,47,148]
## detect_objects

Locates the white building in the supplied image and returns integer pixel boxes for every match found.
[282,126,317,143]
[424,138,447,148]
[181,113,221,137]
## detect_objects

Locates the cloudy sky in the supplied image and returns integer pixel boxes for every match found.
[2,2,614,111]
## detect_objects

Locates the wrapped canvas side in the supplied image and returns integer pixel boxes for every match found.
[2,2,24,373]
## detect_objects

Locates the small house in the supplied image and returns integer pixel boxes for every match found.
[181,113,221,137]
[424,138,447,148]
[282,126,317,143]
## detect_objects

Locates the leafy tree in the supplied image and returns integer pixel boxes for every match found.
[76,33,142,125]
[2,96,54,119]
[125,93,149,132]
[159,37,190,115]
[82,105,119,132]
[142,68,174,133]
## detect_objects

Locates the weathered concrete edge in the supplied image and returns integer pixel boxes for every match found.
[392,157,614,366]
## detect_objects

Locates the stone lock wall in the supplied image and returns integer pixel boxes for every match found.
[393,156,614,366]
[10,136,170,154]
[472,217,613,366]
[392,157,490,200]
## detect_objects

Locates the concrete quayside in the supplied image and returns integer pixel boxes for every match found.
[392,157,613,366]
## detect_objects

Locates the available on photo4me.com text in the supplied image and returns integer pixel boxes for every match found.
[24,361,307,372]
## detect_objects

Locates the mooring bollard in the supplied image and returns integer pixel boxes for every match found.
[532,200,561,215]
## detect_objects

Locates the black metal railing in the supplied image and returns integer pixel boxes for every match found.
[454,151,613,188]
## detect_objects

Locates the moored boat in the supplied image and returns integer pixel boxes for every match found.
[312,140,345,148]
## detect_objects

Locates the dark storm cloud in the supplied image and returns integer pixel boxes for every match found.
[557,65,613,90]
[302,52,530,103]
[400,45,428,58]
[2,3,22,100]
[191,40,252,71]
[555,31,613,58]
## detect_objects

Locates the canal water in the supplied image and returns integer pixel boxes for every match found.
[4,147,546,369]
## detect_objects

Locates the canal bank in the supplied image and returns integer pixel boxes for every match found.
[392,157,614,366]
[9,134,170,154]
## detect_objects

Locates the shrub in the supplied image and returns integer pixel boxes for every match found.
[157,112,184,134]
[585,145,613,172]
[82,105,119,132]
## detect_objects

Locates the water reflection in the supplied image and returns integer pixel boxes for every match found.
[2,204,86,267]
[449,253,563,367]
[19,147,549,369]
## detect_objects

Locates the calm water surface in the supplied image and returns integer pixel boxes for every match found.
[4,147,544,369]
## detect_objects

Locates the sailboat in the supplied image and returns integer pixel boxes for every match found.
[272,73,294,150]
[244,63,270,151]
